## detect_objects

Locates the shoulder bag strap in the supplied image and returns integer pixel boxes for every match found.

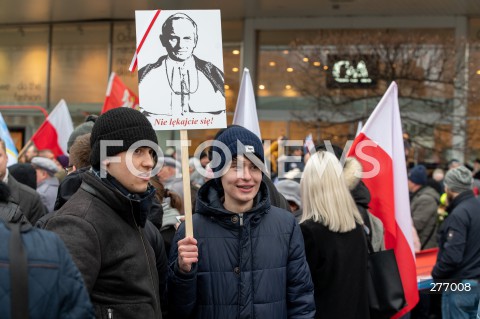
[420,222,437,251]
[9,222,29,319]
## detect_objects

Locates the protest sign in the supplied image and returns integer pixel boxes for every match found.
[135,10,226,131]
[134,10,227,236]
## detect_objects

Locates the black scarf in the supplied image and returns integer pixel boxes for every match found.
[92,168,155,227]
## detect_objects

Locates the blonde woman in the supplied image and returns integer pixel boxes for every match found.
[300,151,370,319]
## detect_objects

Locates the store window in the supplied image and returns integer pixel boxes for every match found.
[257,28,461,161]
[112,22,138,95]
[50,23,109,113]
[466,41,480,160]
[0,25,49,106]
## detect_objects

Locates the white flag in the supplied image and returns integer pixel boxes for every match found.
[233,68,261,139]
[355,120,363,137]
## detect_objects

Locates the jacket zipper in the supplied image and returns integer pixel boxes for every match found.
[130,202,160,315]
[237,213,244,315]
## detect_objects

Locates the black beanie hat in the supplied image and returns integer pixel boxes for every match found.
[408,165,428,186]
[90,108,158,169]
[210,126,264,177]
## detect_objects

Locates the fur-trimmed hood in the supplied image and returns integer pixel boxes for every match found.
[343,157,363,190]
[343,157,371,208]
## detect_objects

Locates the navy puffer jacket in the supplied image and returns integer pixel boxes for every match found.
[0,220,94,319]
[168,179,315,319]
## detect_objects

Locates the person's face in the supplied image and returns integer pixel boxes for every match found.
[292,148,303,156]
[407,180,415,192]
[106,147,154,193]
[288,201,299,212]
[157,165,176,183]
[35,168,48,184]
[25,146,37,162]
[445,185,454,203]
[0,146,7,180]
[163,18,197,62]
[221,156,262,213]
[200,156,209,168]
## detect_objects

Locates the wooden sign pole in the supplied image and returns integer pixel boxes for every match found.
[180,130,193,237]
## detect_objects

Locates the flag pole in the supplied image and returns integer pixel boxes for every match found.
[17,139,33,161]
[180,129,193,237]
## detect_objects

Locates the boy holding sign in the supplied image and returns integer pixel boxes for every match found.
[168,126,315,319]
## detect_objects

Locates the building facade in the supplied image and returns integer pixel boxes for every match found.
[1,1,480,164]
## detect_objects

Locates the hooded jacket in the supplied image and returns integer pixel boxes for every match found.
[44,171,163,319]
[7,174,46,225]
[168,179,315,319]
[410,185,439,249]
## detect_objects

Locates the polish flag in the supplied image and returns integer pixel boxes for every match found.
[233,68,261,139]
[348,82,419,317]
[101,72,139,114]
[31,99,73,157]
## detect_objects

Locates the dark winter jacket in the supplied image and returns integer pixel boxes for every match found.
[54,166,89,211]
[0,181,27,223]
[7,174,46,224]
[0,219,94,319]
[410,185,439,249]
[168,179,315,319]
[343,158,384,252]
[432,190,480,280]
[300,220,370,319]
[44,171,163,319]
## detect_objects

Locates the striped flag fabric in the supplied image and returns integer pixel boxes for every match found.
[101,72,139,114]
[232,68,261,139]
[0,112,18,166]
[31,99,73,157]
[348,82,419,317]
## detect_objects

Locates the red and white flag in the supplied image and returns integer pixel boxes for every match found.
[348,82,419,317]
[101,72,139,114]
[31,99,74,157]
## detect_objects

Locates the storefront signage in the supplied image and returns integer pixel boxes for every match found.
[327,55,377,88]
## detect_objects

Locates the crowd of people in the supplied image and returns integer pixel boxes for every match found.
[0,107,480,318]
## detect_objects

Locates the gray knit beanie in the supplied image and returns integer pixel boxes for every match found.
[444,166,473,194]
[275,179,301,209]
[67,115,97,153]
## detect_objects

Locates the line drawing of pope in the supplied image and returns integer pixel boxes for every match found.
[138,12,226,117]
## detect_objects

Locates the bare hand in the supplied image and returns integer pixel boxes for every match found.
[177,236,198,273]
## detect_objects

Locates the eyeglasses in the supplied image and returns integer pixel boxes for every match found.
[64,165,75,175]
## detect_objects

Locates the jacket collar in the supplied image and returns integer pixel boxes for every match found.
[195,179,270,224]
[81,170,155,228]
[446,190,475,214]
